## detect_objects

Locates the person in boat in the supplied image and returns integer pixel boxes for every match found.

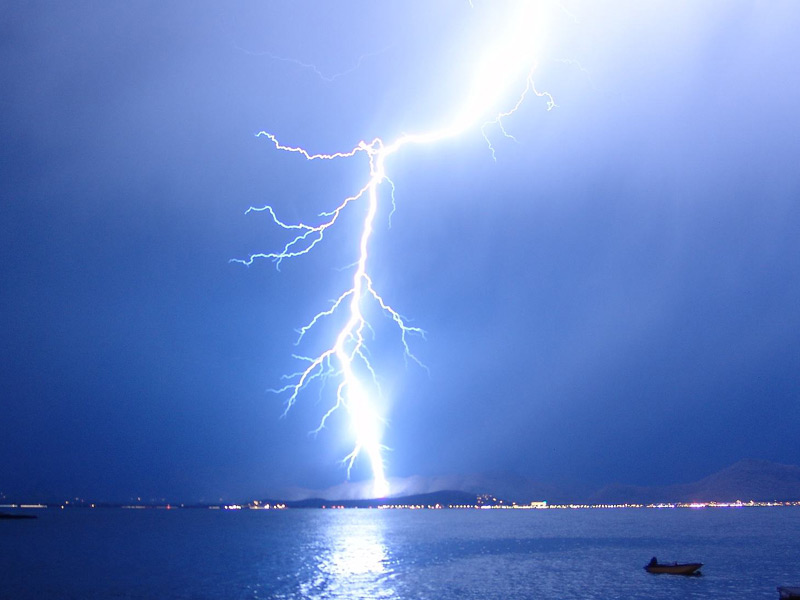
[648,557,658,567]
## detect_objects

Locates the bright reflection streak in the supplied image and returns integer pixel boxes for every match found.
[234,2,554,497]
[298,512,396,599]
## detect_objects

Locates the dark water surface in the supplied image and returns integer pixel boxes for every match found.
[2,506,798,599]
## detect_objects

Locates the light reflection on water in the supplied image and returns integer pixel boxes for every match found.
[269,507,800,600]
[295,511,398,600]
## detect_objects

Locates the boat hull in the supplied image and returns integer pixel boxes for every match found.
[645,563,703,575]
[0,512,37,520]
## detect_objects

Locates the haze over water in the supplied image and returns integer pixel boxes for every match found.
[4,507,798,599]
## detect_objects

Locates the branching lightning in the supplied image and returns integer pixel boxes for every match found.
[233,2,555,498]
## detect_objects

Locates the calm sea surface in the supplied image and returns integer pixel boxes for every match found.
[2,506,798,599]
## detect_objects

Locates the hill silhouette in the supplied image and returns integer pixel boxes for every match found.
[268,459,800,506]
[282,490,482,508]
[588,459,800,504]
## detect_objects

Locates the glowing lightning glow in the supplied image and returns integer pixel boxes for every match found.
[233,3,555,498]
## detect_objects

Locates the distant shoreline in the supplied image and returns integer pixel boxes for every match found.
[2,499,800,512]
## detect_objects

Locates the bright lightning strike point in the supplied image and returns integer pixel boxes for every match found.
[234,3,554,499]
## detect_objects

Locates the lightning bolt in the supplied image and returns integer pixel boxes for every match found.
[233,46,391,84]
[233,2,555,498]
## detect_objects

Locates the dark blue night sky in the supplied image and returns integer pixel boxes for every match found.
[2,1,799,502]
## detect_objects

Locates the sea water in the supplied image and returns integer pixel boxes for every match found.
[2,506,798,599]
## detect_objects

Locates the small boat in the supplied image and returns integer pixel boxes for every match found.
[0,511,37,520]
[644,557,702,575]
[778,587,800,599]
